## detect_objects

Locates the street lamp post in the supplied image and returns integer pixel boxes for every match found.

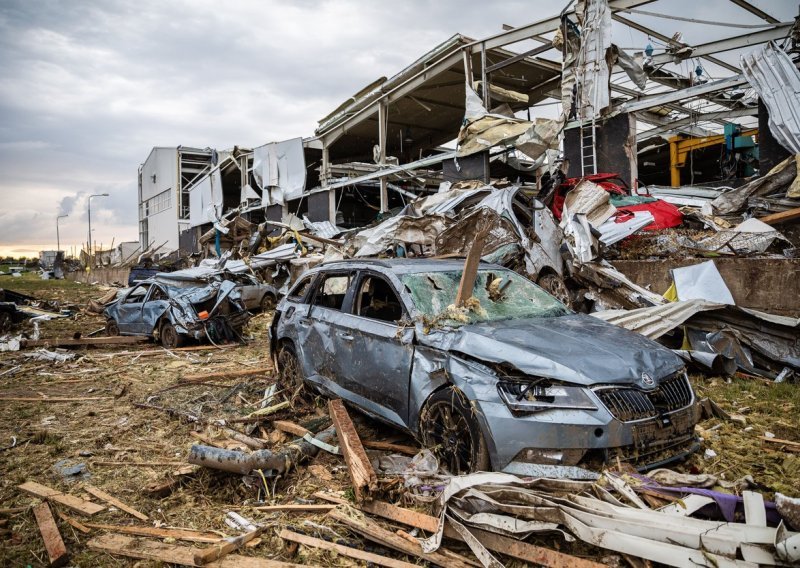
[56,214,68,252]
[87,193,109,259]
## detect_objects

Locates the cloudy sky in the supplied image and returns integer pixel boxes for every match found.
[0,0,792,257]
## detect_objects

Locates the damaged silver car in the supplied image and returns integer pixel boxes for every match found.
[104,276,250,348]
[270,259,700,475]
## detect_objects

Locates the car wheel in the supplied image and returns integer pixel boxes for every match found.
[160,321,184,349]
[105,319,120,336]
[276,343,310,403]
[537,272,571,306]
[260,293,276,312]
[420,387,490,474]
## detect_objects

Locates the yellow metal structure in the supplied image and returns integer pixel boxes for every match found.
[668,129,758,187]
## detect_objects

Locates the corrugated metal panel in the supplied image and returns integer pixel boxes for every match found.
[591,299,725,339]
[741,41,800,154]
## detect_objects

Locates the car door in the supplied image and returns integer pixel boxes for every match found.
[301,271,356,384]
[333,271,414,429]
[115,284,151,334]
[237,275,260,310]
[141,283,172,334]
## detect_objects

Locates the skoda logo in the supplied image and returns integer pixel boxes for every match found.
[641,372,655,386]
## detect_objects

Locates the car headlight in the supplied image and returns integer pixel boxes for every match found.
[497,380,598,413]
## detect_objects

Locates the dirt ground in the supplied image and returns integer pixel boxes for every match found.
[1,274,798,566]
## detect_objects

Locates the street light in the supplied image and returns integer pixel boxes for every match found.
[87,193,109,258]
[56,214,68,252]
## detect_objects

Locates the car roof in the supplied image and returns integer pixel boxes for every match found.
[315,257,501,275]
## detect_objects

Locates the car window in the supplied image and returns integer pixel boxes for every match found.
[288,275,314,303]
[124,285,149,304]
[313,273,352,311]
[356,275,403,323]
[402,268,569,326]
[149,285,168,301]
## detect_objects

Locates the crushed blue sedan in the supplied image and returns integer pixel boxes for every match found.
[270,258,700,476]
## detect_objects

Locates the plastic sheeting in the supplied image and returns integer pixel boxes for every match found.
[189,169,224,228]
[252,137,306,206]
[671,261,735,305]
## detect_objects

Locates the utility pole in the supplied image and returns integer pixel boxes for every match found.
[87,193,109,262]
[56,214,68,252]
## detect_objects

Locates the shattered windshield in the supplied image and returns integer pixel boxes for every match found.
[402,269,569,326]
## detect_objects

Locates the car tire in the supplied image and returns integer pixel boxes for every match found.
[537,272,571,306]
[420,387,490,474]
[105,319,120,336]
[276,342,311,403]
[260,293,276,312]
[160,321,184,349]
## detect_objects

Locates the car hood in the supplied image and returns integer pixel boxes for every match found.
[417,313,684,387]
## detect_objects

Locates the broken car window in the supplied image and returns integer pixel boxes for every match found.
[124,285,149,304]
[356,276,403,323]
[288,275,314,303]
[313,273,352,311]
[402,269,568,326]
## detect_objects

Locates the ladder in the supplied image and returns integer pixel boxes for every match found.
[579,120,597,177]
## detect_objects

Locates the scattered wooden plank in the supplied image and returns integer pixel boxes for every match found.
[327,399,377,502]
[18,481,105,517]
[758,206,800,225]
[362,440,420,456]
[252,504,335,513]
[21,336,148,348]
[0,396,113,402]
[90,461,186,467]
[312,491,349,506]
[56,511,91,534]
[272,420,311,438]
[83,485,148,521]
[280,528,418,568]
[0,506,30,514]
[87,533,302,567]
[32,502,69,567]
[442,522,606,568]
[762,436,800,452]
[360,500,439,533]
[193,526,264,565]
[328,509,472,568]
[181,366,273,383]
[82,522,222,543]
[144,465,199,497]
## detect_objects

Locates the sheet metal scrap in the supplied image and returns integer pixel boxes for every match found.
[420,472,800,568]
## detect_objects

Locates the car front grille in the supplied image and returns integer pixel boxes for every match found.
[593,372,693,422]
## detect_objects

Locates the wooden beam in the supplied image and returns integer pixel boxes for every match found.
[252,504,336,513]
[82,522,221,543]
[280,528,419,568]
[271,420,311,438]
[19,481,105,516]
[455,224,491,307]
[0,396,114,402]
[758,206,800,226]
[87,533,302,567]
[32,502,69,567]
[83,485,148,521]
[362,440,420,456]
[181,366,273,383]
[56,511,91,534]
[327,399,377,502]
[21,336,148,348]
[360,500,439,533]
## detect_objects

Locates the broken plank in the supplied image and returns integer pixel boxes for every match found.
[0,396,113,402]
[762,435,800,451]
[280,528,418,568]
[193,526,265,565]
[442,522,606,568]
[87,533,302,567]
[327,399,377,502]
[328,508,472,568]
[758,206,800,225]
[144,465,198,498]
[21,336,148,348]
[252,504,335,513]
[362,440,420,455]
[90,461,186,467]
[312,491,349,506]
[19,481,105,516]
[32,502,69,567]
[272,420,311,438]
[181,366,273,383]
[360,500,439,533]
[56,511,91,534]
[82,522,222,543]
[83,485,148,521]
[455,223,491,307]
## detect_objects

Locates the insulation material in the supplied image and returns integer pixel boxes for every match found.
[609,45,647,90]
[671,261,735,305]
[189,169,224,228]
[561,179,617,226]
[741,41,800,154]
[252,137,306,206]
[353,214,449,257]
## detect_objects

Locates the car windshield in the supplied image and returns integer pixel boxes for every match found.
[402,268,569,326]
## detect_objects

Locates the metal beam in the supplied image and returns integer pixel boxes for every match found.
[638,107,757,140]
[614,74,748,114]
[486,42,554,73]
[728,0,780,24]
[636,111,717,138]
[612,13,740,73]
[649,24,792,67]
